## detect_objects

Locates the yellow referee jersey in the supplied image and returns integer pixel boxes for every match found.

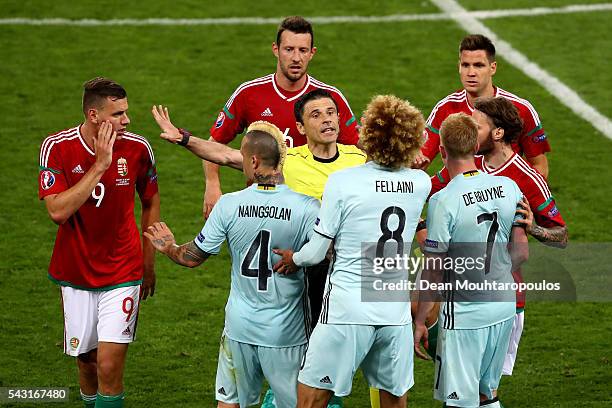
[283,144,367,200]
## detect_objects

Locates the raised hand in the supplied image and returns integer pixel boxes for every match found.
[144,222,177,254]
[94,121,117,170]
[151,105,182,144]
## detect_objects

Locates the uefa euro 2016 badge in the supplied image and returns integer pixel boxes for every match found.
[117,157,128,176]
[40,170,56,190]
[69,337,79,350]
[215,111,225,129]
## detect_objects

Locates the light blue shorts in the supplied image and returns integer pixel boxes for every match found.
[434,318,514,407]
[215,331,306,408]
[298,323,414,397]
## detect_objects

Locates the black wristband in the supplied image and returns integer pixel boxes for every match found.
[416,219,427,232]
[177,128,191,146]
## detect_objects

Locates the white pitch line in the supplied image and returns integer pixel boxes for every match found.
[432,0,612,141]
[1,3,611,26]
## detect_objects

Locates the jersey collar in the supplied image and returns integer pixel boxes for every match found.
[251,183,288,192]
[312,146,339,163]
[465,86,500,111]
[77,124,95,156]
[482,152,517,175]
[272,74,311,102]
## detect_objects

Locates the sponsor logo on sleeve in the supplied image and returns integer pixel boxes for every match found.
[548,205,559,217]
[197,233,205,243]
[424,239,439,249]
[532,134,547,143]
[215,111,225,129]
[41,170,55,190]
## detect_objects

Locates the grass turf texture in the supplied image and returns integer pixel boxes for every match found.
[0,1,611,406]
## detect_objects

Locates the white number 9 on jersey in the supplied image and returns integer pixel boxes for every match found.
[92,182,105,207]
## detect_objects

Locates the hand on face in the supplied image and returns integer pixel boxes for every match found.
[93,121,117,170]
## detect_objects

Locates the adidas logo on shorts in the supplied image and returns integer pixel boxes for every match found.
[447,391,459,400]
[261,108,273,117]
[319,376,332,384]
[218,387,227,396]
[122,327,131,336]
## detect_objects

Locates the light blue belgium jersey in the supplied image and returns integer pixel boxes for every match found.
[194,184,320,347]
[314,162,431,325]
[426,171,523,329]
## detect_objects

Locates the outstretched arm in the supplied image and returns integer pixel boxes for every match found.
[144,221,210,268]
[151,105,243,170]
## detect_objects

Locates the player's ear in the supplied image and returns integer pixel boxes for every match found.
[272,42,279,58]
[490,60,497,76]
[296,121,306,136]
[251,154,260,170]
[439,145,447,160]
[493,127,504,142]
[87,108,99,125]
[474,142,480,155]
[310,46,317,57]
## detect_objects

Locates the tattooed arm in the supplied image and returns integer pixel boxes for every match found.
[515,198,568,248]
[144,222,210,268]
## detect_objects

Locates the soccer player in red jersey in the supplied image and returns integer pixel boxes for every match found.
[39,78,160,408]
[427,97,567,396]
[203,16,359,219]
[414,34,551,178]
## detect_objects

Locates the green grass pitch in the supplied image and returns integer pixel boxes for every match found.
[0,1,610,406]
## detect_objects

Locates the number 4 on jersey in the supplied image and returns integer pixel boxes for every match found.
[241,230,273,291]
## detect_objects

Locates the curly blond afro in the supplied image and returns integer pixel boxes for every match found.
[359,95,425,169]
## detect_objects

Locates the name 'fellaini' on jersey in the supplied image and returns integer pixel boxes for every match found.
[314,162,432,326]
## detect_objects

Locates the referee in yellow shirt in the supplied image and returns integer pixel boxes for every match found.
[152,89,366,408]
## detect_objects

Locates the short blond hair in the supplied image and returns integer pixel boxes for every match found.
[360,95,425,169]
[245,121,287,170]
[439,113,478,159]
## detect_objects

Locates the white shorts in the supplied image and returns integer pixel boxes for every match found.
[215,331,306,408]
[60,285,141,356]
[502,310,525,376]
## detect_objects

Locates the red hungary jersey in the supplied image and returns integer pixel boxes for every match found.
[429,154,565,309]
[39,125,158,290]
[210,74,359,147]
[422,87,551,162]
